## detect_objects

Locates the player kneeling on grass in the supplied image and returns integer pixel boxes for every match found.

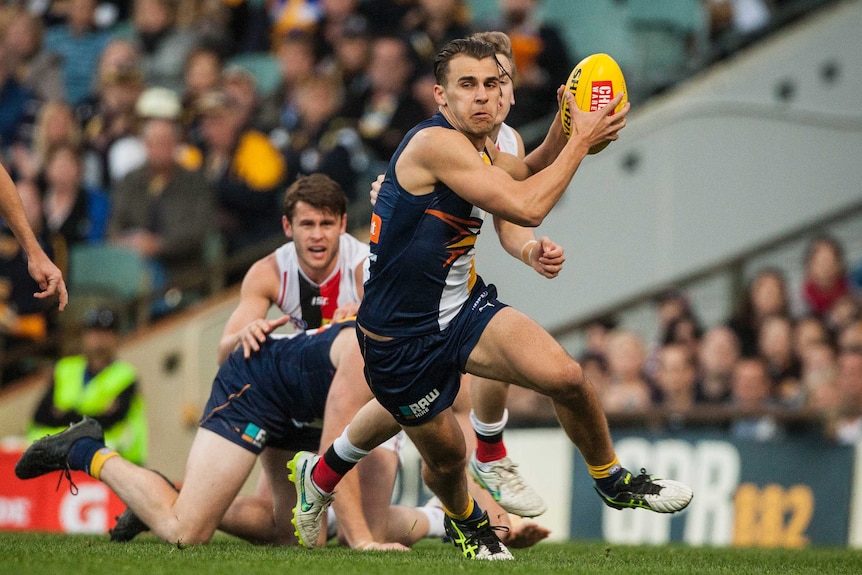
[15,320,427,549]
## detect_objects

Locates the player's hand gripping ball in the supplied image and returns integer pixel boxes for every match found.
[560,53,627,154]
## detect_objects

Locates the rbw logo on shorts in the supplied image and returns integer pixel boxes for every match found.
[590,81,613,111]
[398,388,441,419]
[241,423,267,448]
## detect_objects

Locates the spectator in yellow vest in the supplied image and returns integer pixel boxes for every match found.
[27,307,147,465]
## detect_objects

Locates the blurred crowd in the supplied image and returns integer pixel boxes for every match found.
[0,0,591,380]
[0,0,843,404]
[508,234,862,444]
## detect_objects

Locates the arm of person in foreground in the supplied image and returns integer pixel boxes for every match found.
[0,163,67,309]
[217,255,291,364]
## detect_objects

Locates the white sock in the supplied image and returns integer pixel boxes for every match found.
[469,409,509,436]
[332,425,371,463]
[419,505,446,538]
[326,506,339,540]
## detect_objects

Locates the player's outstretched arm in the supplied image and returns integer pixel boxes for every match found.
[0,163,67,310]
[217,256,285,364]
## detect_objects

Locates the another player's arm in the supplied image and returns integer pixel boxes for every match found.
[0,163,67,309]
[217,256,289,364]
[495,218,565,279]
[323,331,408,551]
[491,133,566,278]
[521,85,571,174]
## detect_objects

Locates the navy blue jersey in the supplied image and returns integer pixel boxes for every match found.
[200,320,355,453]
[358,112,488,338]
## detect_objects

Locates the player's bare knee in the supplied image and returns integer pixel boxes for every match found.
[546,361,587,403]
[158,521,217,546]
[422,454,466,484]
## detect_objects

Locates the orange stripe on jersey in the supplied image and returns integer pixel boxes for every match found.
[369,213,382,243]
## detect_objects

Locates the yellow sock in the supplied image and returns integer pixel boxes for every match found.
[89,447,120,480]
[587,456,621,479]
[443,495,476,521]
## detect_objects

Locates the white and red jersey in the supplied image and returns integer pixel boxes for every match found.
[273,234,369,329]
[495,122,519,156]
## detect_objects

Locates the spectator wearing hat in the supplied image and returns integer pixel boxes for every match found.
[26,308,147,465]
[198,89,287,256]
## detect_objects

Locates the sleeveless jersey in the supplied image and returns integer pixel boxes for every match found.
[274,234,368,329]
[358,112,488,337]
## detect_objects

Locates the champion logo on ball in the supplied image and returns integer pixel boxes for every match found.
[590,81,614,112]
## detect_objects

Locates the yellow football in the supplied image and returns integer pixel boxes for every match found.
[560,53,627,154]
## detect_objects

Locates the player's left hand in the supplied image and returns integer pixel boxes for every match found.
[332,302,360,322]
[355,541,410,552]
[530,236,565,279]
[238,315,292,358]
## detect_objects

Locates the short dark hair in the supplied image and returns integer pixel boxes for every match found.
[433,37,498,86]
[469,31,516,81]
[282,174,347,221]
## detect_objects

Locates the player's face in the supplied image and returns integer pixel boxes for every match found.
[284,201,347,279]
[435,55,501,141]
[497,54,515,126]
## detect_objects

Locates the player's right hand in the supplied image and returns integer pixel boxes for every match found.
[569,91,629,150]
[237,315,292,358]
[29,251,68,311]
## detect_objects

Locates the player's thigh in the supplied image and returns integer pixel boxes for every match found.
[466,307,581,394]
[452,373,472,415]
[259,447,300,545]
[174,427,258,533]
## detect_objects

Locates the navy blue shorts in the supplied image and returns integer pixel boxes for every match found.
[357,280,507,426]
[198,339,333,455]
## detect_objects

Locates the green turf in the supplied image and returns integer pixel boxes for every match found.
[1,532,861,575]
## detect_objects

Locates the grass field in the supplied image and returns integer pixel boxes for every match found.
[2,533,862,575]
